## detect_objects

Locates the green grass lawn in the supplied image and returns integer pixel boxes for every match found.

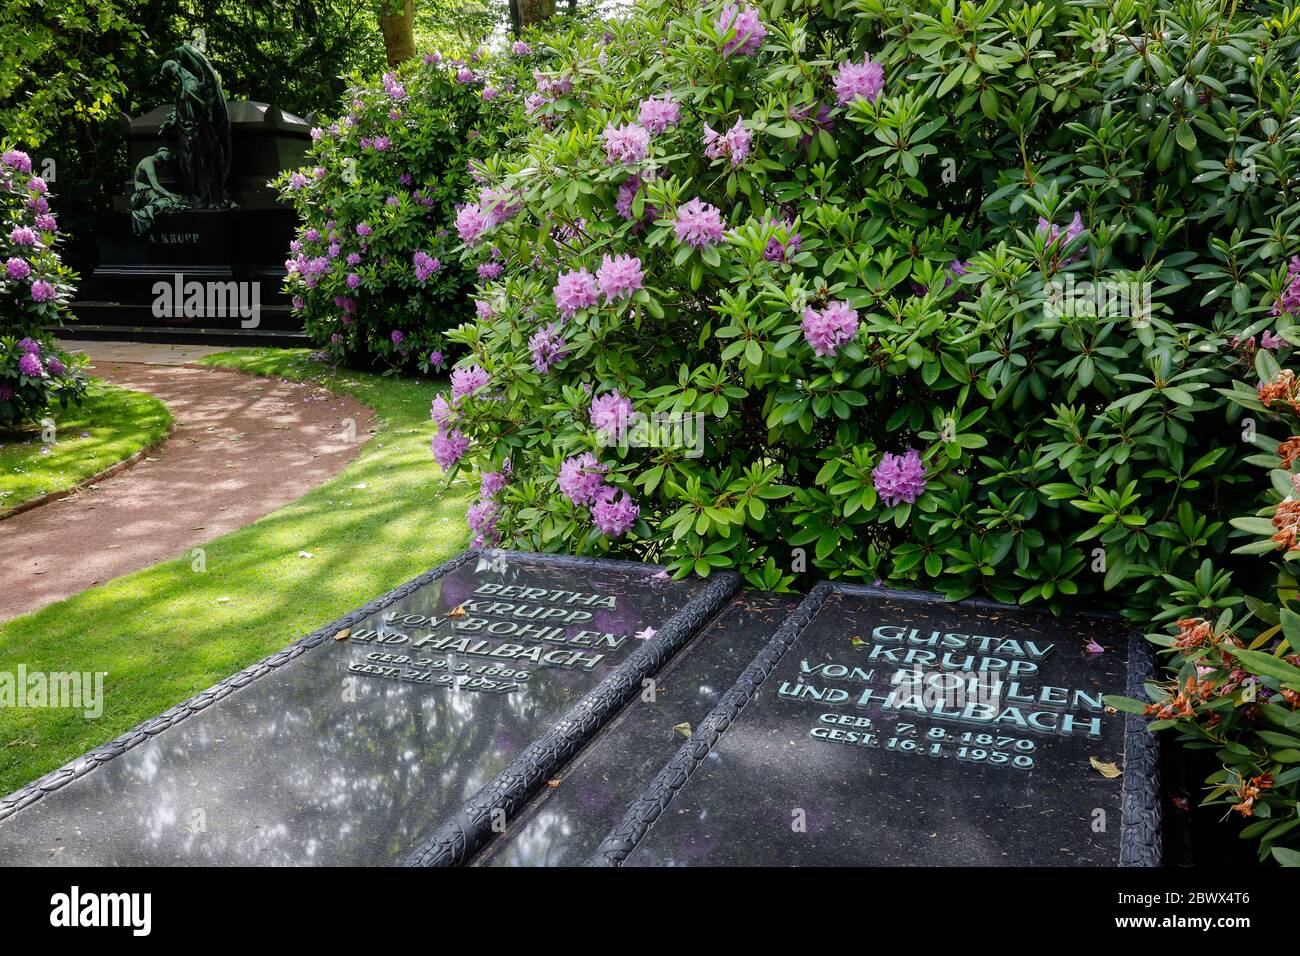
[0,381,172,514]
[0,349,470,794]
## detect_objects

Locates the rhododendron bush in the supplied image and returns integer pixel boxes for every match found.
[274,51,523,372]
[0,147,87,426]
[439,0,1300,629]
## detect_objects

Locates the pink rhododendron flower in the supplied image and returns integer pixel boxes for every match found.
[872,449,928,507]
[2,150,32,173]
[430,394,456,427]
[529,322,569,373]
[18,352,42,376]
[9,226,37,246]
[480,465,510,499]
[673,197,725,247]
[456,204,489,243]
[591,486,639,537]
[450,364,490,402]
[801,300,859,357]
[558,452,606,505]
[467,499,501,547]
[602,122,651,165]
[1261,330,1284,351]
[413,251,440,281]
[638,94,681,134]
[28,177,47,194]
[703,118,751,167]
[1037,212,1087,264]
[716,3,765,58]
[596,254,643,301]
[554,268,600,317]
[512,41,532,55]
[30,280,55,301]
[616,177,641,221]
[834,54,885,106]
[431,428,469,469]
[5,257,30,279]
[590,389,635,438]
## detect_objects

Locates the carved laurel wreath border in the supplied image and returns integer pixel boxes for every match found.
[0,549,739,853]
[586,582,1163,867]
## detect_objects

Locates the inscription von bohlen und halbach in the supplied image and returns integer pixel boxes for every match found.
[590,583,1161,867]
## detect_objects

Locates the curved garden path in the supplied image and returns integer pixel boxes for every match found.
[0,346,376,622]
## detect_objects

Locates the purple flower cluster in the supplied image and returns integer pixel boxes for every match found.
[529,322,569,373]
[431,428,469,469]
[872,449,928,507]
[18,352,43,376]
[703,118,751,167]
[716,3,765,58]
[558,452,607,505]
[554,268,600,317]
[638,94,681,134]
[413,251,441,282]
[556,452,640,537]
[456,204,489,244]
[602,123,651,166]
[592,487,640,536]
[30,279,55,301]
[5,257,30,279]
[2,150,33,173]
[1037,212,1087,264]
[1276,257,1300,317]
[451,364,490,402]
[590,389,635,439]
[673,198,725,247]
[801,300,859,357]
[834,54,885,106]
[764,222,802,263]
[596,254,643,301]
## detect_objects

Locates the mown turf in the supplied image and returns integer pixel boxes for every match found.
[0,349,469,794]
[0,381,172,513]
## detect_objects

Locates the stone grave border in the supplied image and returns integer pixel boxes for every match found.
[0,550,739,849]
[585,581,1163,868]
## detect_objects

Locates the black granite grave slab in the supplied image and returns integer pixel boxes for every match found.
[0,550,737,865]
[472,592,802,866]
[590,584,1161,867]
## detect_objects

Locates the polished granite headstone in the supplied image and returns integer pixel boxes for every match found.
[474,593,801,866]
[590,584,1161,867]
[0,550,737,865]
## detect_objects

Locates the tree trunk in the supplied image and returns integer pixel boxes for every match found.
[377,0,415,66]
[517,0,557,27]
[508,0,522,36]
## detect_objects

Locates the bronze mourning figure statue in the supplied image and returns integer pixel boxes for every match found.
[130,43,233,236]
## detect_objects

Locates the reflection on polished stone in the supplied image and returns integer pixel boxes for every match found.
[478,593,801,866]
[0,552,713,865]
